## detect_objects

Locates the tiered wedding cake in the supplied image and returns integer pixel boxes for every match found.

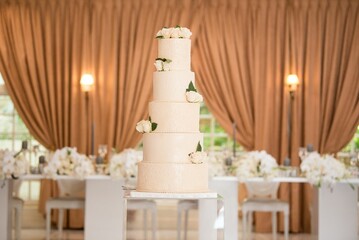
[135,26,208,193]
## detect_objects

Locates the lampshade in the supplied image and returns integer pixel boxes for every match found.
[286,74,299,91]
[80,74,94,92]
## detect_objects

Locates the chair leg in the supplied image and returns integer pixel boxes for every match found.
[272,212,277,240]
[46,207,51,240]
[144,209,148,240]
[184,210,189,240]
[152,208,156,240]
[14,206,21,240]
[58,209,64,236]
[242,210,247,240]
[284,212,289,240]
[248,211,253,240]
[177,209,182,240]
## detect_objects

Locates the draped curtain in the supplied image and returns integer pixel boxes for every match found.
[192,0,359,233]
[0,0,204,229]
[0,0,358,232]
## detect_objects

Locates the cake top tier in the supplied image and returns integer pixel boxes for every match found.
[156,26,192,71]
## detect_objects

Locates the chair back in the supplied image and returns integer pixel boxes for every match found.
[57,180,85,198]
[245,182,279,199]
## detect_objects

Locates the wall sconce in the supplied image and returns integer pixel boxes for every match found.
[286,74,299,97]
[80,74,94,92]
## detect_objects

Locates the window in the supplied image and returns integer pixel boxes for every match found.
[0,73,44,202]
[200,103,242,153]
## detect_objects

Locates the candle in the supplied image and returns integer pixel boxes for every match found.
[22,140,28,150]
[232,122,236,157]
[91,124,95,155]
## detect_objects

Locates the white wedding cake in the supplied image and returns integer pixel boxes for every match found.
[135,26,208,193]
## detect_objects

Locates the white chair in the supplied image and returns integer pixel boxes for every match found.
[127,199,157,240]
[12,180,23,240]
[177,200,198,240]
[242,182,289,240]
[45,180,85,240]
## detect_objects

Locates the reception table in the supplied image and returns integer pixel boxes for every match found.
[210,176,359,240]
[1,175,358,240]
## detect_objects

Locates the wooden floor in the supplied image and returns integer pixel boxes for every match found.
[17,200,313,240]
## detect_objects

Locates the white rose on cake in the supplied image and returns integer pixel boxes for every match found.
[186,91,203,103]
[154,58,172,71]
[136,120,152,133]
[189,151,207,164]
[156,28,172,39]
[170,27,181,38]
[154,60,163,71]
[179,27,192,38]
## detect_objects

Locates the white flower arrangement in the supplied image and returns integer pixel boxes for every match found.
[300,151,349,188]
[156,26,192,39]
[109,149,140,179]
[236,150,278,180]
[189,142,207,164]
[136,117,158,133]
[186,81,203,103]
[0,149,28,179]
[208,153,226,177]
[44,147,94,179]
[154,58,172,71]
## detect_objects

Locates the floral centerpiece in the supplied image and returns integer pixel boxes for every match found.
[0,149,28,179]
[44,147,94,179]
[300,151,349,188]
[236,150,278,180]
[108,148,141,179]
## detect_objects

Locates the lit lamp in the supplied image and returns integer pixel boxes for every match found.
[80,74,94,92]
[80,74,95,155]
[284,74,299,166]
[287,74,299,97]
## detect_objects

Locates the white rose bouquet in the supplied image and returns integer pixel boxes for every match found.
[156,26,192,39]
[136,117,158,133]
[0,149,28,179]
[189,142,207,164]
[154,58,172,71]
[236,150,278,180]
[44,147,94,179]
[185,81,203,103]
[208,153,226,177]
[109,149,140,179]
[300,151,349,188]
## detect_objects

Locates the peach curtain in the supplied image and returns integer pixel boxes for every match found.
[0,0,204,229]
[192,0,359,233]
[0,0,358,232]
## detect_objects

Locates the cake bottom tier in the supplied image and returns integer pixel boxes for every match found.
[136,162,208,193]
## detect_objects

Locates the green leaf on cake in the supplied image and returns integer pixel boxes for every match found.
[186,81,197,92]
[156,36,164,39]
[155,58,172,63]
[175,25,181,28]
[149,116,152,122]
[196,142,202,152]
[151,122,158,131]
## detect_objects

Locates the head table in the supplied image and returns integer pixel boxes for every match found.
[0,175,358,240]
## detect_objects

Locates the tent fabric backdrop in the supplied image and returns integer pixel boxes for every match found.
[0,0,358,232]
